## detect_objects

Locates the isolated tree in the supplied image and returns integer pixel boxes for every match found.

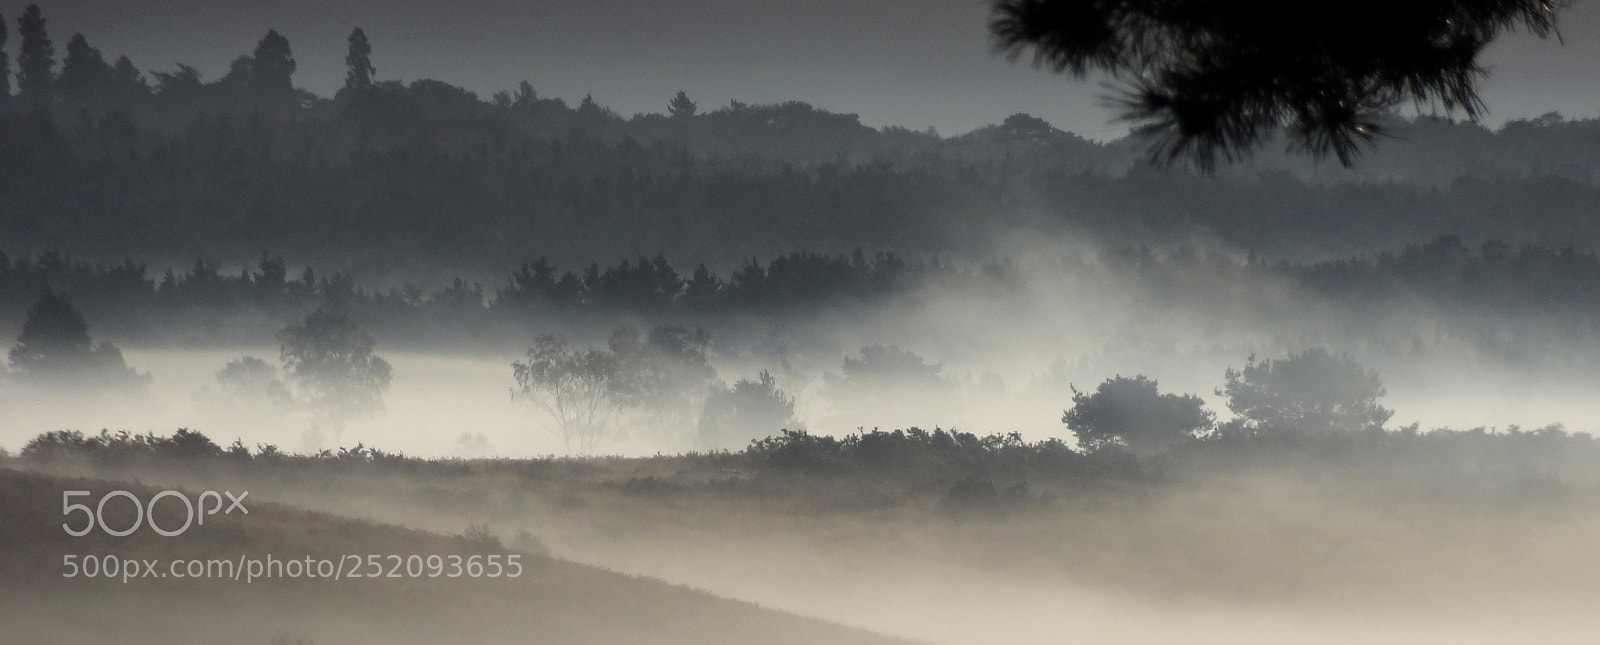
[668,90,697,118]
[345,27,375,90]
[990,0,1569,168]
[698,371,799,449]
[1219,349,1393,435]
[512,334,623,454]
[249,29,296,109]
[7,289,146,390]
[16,4,53,103]
[1063,375,1212,455]
[277,309,392,430]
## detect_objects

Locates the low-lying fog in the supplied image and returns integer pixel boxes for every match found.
[5,240,1598,456]
[3,337,1595,458]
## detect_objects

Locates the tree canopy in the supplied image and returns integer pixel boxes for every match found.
[990,0,1569,168]
[1220,349,1394,435]
[7,288,146,390]
[345,27,374,90]
[1063,375,1212,454]
[276,308,392,430]
[16,4,54,103]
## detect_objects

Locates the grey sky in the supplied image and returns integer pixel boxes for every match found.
[3,0,1597,138]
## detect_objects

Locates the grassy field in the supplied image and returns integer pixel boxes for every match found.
[0,468,905,645]
[7,427,1600,643]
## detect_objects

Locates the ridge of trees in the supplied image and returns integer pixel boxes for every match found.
[4,235,1600,341]
[4,5,1600,275]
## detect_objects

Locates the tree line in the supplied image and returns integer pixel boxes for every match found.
[4,4,1600,275]
[5,236,1600,344]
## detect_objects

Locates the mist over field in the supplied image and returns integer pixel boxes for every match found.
[5,1,1600,643]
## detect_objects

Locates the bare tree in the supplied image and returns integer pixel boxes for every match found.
[512,334,623,454]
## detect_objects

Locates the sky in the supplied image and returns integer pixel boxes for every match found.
[2,0,1598,138]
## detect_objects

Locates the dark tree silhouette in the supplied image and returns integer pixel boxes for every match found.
[1219,349,1394,435]
[0,15,10,100]
[249,29,297,110]
[16,4,53,104]
[668,90,697,118]
[345,28,375,90]
[7,289,146,390]
[1062,375,1212,455]
[990,0,1568,168]
[277,309,392,430]
[58,33,111,104]
[108,55,148,102]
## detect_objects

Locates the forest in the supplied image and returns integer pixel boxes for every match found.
[2,5,1600,279]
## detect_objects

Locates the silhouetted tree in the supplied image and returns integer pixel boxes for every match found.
[249,29,296,111]
[277,309,392,431]
[7,289,146,390]
[57,33,111,104]
[668,90,697,118]
[989,0,1567,168]
[16,4,54,104]
[0,15,11,100]
[109,55,147,100]
[1219,349,1393,435]
[1063,375,1212,454]
[345,28,374,90]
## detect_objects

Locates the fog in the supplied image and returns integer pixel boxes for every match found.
[5,238,1598,458]
[5,1,1600,640]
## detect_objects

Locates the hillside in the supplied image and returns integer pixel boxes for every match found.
[0,468,905,645]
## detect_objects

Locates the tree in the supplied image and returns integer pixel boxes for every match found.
[608,324,717,439]
[668,90,697,118]
[512,334,623,454]
[249,29,297,110]
[989,0,1568,169]
[109,56,148,99]
[1219,349,1394,435]
[16,4,54,104]
[277,309,392,431]
[0,15,11,100]
[345,28,375,90]
[7,289,146,391]
[214,356,293,408]
[820,345,954,425]
[698,371,799,449]
[57,33,111,104]
[1062,375,1212,455]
